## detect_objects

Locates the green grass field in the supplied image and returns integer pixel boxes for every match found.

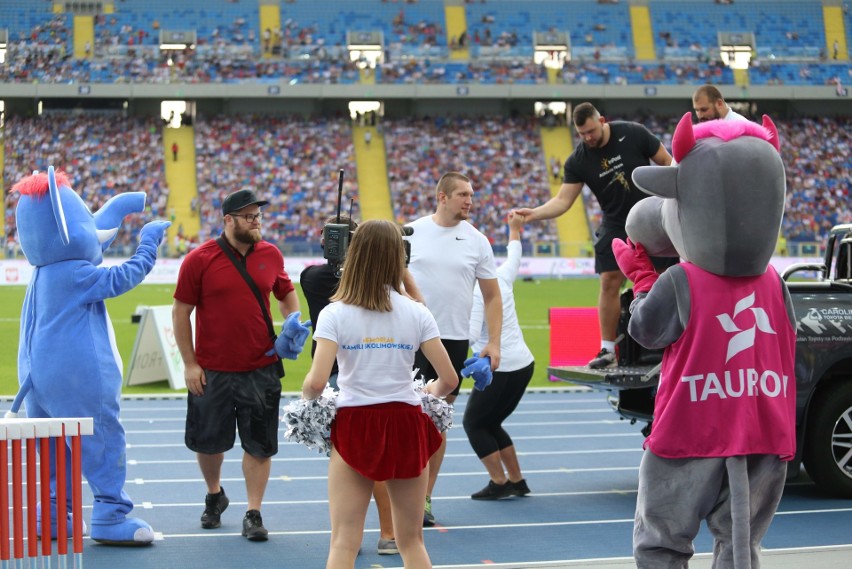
[0,278,600,396]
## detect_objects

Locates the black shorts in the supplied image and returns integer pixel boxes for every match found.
[593,223,679,274]
[185,364,282,457]
[413,338,468,397]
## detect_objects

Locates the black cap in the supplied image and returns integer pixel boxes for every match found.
[222,189,269,215]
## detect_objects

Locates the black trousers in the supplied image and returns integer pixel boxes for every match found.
[462,362,534,458]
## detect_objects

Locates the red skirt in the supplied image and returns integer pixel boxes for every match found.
[331,402,442,481]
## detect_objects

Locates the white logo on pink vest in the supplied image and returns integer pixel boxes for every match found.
[716,291,777,363]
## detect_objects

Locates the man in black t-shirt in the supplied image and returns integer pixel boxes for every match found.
[300,260,341,378]
[514,102,674,369]
[301,216,358,383]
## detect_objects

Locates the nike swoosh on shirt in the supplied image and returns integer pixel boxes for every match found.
[618,136,626,142]
[455,237,466,240]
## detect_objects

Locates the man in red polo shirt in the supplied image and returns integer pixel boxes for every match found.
[173,188,300,541]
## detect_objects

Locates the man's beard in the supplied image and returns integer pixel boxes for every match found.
[233,226,262,245]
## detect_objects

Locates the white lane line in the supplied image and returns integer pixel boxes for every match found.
[127,430,643,448]
[125,467,643,485]
[125,448,643,466]
[123,420,631,435]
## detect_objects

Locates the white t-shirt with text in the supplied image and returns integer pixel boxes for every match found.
[314,290,440,408]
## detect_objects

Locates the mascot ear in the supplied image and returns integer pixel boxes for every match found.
[632,165,678,199]
[761,114,781,152]
[47,166,70,246]
[671,112,695,163]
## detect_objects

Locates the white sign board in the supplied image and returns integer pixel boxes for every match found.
[124,305,190,390]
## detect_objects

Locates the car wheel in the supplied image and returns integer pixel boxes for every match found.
[803,381,852,498]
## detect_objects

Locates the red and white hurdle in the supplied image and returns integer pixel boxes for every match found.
[1,418,93,569]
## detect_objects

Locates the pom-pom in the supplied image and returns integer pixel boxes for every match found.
[413,377,454,433]
[281,386,338,454]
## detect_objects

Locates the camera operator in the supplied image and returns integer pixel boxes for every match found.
[301,214,358,389]
[300,215,399,556]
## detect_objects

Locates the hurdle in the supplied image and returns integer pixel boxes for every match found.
[1,418,93,569]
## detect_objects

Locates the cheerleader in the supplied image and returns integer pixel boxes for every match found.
[302,219,458,569]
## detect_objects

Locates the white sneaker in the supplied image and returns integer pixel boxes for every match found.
[377,538,399,555]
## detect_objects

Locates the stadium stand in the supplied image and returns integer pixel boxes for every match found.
[0,0,846,85]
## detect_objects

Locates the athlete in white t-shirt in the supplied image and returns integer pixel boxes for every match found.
[404,171,503,526]
[692,84,750,123]
[303,220,457,568]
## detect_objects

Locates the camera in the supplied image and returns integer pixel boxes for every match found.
[322,222,351,268]
[323,169,355,276]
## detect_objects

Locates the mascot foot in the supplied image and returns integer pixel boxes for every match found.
[91,518,155,546]
[36,504,88,539]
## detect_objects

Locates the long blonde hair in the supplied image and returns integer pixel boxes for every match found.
[331,219,406,312]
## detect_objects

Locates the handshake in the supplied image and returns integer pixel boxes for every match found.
[461,353,493,391]
[266,311,312,360]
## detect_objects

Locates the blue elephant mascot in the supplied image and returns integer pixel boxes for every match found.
[10,166,170,545]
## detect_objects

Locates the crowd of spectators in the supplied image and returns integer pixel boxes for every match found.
[776,116,851,242]
[2,112,849,259]
[3,113,168,257]
[383,115,559,251]
[193,114,360,253]
[0,5,846,86]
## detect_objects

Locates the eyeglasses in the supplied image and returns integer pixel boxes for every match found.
[229,212,263,222]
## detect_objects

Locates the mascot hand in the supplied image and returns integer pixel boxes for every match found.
[612,238,659,295]
[266,312,312,360]
[461,353,493,391]
[139,220,171,247]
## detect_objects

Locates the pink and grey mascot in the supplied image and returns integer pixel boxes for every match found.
[10,166,169,545]
[613,115,795,568]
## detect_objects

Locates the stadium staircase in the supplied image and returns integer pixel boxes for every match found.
[162,127,200,246]
[539,125,591,257]
[72,14,94,59]
[359,68,376,85]
[823,4,848,61]
[352,125,394,221]
[444,2,470,60]
[259,2,281,59]
[546,67,560,84]
[629,4,657,61]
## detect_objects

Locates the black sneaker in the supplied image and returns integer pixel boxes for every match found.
[511,479,531,497]
[200,487,229,529]
[471,480,513,500]
[588,348,616,369]
[242,509,269,541]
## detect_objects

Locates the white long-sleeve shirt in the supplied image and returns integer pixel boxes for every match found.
[469,240,534,372]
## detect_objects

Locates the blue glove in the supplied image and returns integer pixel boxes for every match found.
[138,220,171,247]
[461,353,493,391]
[266,312,312,360]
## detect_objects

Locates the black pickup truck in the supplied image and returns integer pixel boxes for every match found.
[550,223,852,499]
